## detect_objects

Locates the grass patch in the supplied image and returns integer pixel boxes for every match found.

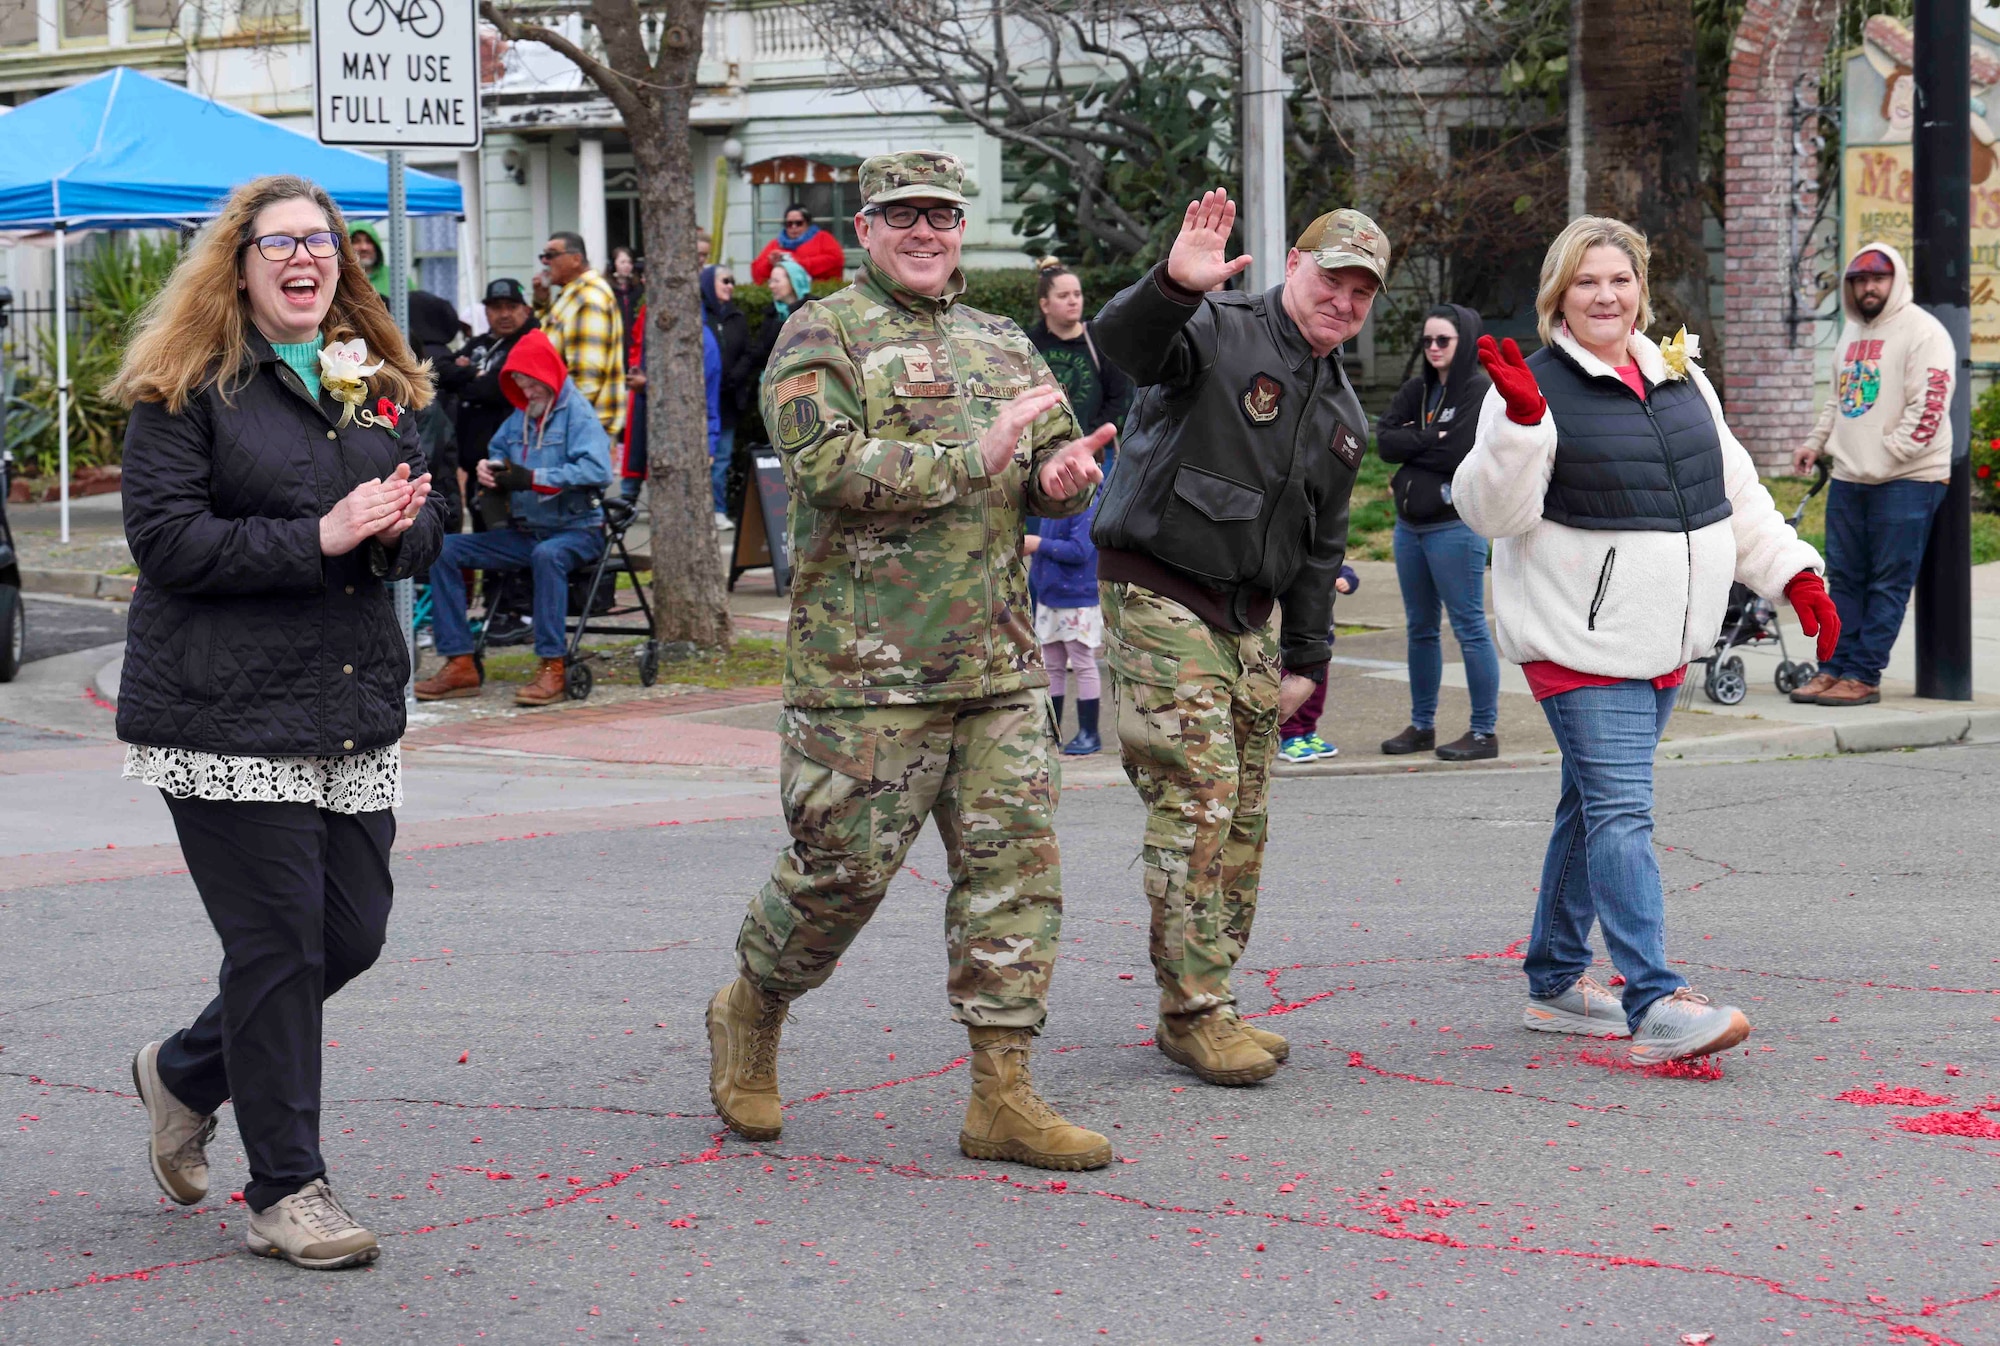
[1762,475,2000,565]
[480,636,784,689]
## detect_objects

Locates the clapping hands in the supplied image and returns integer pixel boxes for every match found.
[319,462,432,557]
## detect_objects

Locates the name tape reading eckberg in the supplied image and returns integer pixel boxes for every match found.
[313,0,481,150]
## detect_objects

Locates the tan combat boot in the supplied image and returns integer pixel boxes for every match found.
[413,655,482,701]
[514,657,566,706]
[706,976,787,1141]
[958,1027,1112,1172]
[1227,1009,1289,1064]
[1157,1008,1279,1086]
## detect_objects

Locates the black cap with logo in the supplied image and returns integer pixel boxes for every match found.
[483,278,529,305]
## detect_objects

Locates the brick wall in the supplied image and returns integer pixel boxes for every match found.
[1722,0,1836,471]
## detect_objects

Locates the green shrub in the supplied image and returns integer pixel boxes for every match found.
[1970,378,2000,509]
[7,233,178,477]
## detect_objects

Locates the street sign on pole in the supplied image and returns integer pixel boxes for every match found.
[312,0,482,151]
[1239,0,1286,293]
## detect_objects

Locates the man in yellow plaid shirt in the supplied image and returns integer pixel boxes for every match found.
[535,232,627,438]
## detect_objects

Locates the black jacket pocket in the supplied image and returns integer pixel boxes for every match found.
[1172,465,1264,522]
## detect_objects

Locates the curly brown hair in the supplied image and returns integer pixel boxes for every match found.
[108,174,433,414]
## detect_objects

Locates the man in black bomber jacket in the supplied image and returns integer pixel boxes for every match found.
[1086,190,1389,1088]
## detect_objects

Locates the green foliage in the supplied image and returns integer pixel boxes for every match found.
[8,233,179,477]
[1970,378,2000,509]
[1006,58,1237,267]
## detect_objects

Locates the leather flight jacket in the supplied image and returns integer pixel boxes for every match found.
[1089,264,1366,676]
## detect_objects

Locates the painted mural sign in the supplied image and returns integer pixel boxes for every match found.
[1841,12,2000,362]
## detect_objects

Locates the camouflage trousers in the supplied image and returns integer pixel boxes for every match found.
[1101,581,1281,1019]
[735,689,1065,1030]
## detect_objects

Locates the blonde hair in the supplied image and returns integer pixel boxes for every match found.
[1534,215,1653,346]
[109,175,433,414]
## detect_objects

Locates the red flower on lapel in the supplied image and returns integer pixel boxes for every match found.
[375,397,402,428]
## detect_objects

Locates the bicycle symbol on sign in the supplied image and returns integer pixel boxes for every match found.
[347,0,443,38]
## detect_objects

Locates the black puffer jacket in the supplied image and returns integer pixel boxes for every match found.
[1376,304,1490,524]
[117,331,447,758]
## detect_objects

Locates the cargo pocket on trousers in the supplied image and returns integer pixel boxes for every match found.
[777,709,879,865]
[1105,631,1187,776]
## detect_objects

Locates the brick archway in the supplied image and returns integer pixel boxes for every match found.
[1722,0,1837,470]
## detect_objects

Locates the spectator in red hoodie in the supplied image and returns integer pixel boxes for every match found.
[749,205,847,285]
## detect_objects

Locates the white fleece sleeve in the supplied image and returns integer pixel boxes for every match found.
[1451,386,1558,540]
[1690,366,1824,599]
[1884,317,1959,463]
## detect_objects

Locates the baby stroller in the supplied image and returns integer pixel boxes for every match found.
[1683,460,1830,707]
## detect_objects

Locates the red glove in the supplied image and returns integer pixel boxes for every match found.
[1785,572,1841,664]
[1476,335,1547,425]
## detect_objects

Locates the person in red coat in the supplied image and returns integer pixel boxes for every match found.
[748,204,848,284]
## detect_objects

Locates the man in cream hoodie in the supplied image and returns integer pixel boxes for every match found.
[1792,243,1956,706]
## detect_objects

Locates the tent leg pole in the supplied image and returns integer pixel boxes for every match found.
[55,226,69,545]
[386,152,415,704]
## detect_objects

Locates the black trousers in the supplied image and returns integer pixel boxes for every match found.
[154,795,395,1212]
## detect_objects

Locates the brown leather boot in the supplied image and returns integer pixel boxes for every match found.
[706,977,788,1141]
[413,654,482,701]
[958,1027,1112,1171]
[1789,671,1839,704]
[1815,677,1881,706]
[514,657,566,706]
[1157,1008,1279,1085]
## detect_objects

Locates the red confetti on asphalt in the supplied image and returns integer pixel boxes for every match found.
[1890,1110,2000,1139]
[1835,1084,1954,1107]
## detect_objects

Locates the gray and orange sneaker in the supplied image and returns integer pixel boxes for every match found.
[1521,973,1627,1038]
[1629,988,1750,1064]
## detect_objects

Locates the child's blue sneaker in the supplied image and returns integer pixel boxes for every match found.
[1305,733,1339,760]
[1277,735,1319,765]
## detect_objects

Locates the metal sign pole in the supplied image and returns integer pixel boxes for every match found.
[55,227,69,544]
[387,150,415,701]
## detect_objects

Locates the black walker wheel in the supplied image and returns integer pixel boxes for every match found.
[638,641,660,687]
[565,661,594,701]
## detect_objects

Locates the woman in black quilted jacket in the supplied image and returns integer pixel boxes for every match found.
[105,175,445,1271]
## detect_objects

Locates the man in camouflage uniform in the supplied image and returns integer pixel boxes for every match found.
[1089,193,1388,1087]
[707,151,1117,1172]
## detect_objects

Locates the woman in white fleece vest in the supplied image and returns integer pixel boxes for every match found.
[1452,216,1841,1065]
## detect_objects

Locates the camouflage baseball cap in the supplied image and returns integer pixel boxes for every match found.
[1294,209,1391,282]
[859,151,970,208]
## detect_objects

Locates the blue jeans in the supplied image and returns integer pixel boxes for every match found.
[1530,680,1680,1031]
[429,525,605,660]
[1823,478,1946,685]
[711,425,735,515]
[1393,519,1500,735]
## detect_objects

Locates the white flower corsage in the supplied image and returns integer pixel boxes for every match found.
[1659,326,1702,381]
[318,338,384,427]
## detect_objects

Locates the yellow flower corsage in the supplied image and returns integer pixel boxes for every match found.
[1659,326,1702,382]
[318,338,384,427]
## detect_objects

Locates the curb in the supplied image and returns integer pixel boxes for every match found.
[1661,707,2000,762]
[21,567,136,601]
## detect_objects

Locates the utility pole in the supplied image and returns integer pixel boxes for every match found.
[1240,0,1286,292]
[1910,0,1973,700]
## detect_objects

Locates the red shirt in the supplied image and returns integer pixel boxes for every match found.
[1521,364,1686,700]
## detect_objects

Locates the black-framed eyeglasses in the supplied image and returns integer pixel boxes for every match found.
[1420,334,1455,349]
[538,248,570,263]
[865,204,964,231]
[250,231,340,262]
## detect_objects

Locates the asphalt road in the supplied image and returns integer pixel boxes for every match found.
[2,746,1997,1344]
[18,595,127,665]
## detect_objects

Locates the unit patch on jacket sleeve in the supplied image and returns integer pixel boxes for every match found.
[1330,424,1364,470]
[1240,373,1284,425]
[774,394,825,451]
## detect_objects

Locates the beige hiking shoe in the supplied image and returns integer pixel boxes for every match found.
[958,1027,1112,1172]
[1157,1008,1279,1086]
[706,976,787,1141]
[246,1179,379,1269]
[131,1041,216,1206]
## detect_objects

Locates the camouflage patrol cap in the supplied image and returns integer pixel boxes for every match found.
[859,151,970,208]
[1294,209,1391,283]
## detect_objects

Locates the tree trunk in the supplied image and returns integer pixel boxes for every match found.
[633,7,732,649]
[1579,0,1711,342]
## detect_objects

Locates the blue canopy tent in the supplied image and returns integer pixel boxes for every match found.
[0,66,463,536]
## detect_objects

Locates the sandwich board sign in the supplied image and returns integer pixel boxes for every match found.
[313,0,482,149]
